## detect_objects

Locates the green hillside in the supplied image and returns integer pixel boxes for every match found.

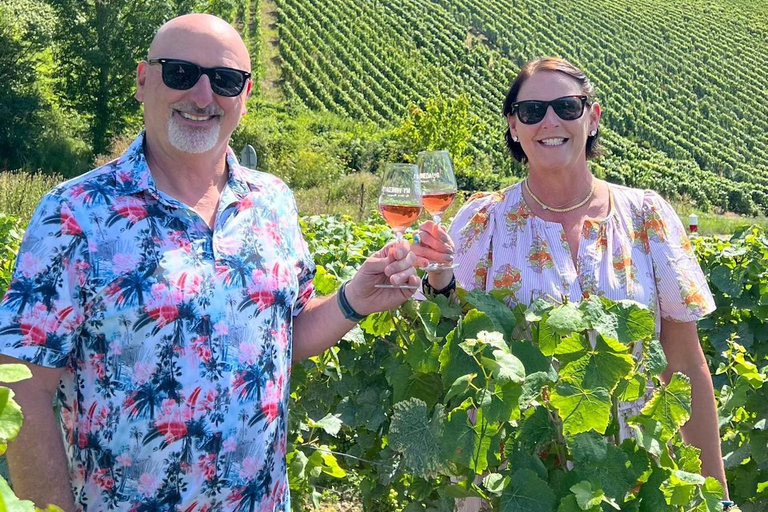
[272,0,768,214]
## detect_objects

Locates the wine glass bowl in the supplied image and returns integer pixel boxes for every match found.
[376,163,422,289]
[418,150,458,271]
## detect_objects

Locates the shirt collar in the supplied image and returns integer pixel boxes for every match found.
[113,132,258,203]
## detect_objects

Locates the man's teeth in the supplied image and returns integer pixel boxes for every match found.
[179,112,213,121]
[540,138,566,146]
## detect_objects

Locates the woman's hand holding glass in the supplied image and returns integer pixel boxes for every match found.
[412,220,456,290]
[418,150,458,271]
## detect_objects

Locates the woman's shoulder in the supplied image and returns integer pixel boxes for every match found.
[460,182,522,213]
[609,183,671,212]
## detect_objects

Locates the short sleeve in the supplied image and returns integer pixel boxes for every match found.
[643,190,715,322]
[448,192,501,292]
[0,192,90,367]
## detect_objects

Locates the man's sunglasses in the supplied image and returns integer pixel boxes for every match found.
[147,58,251,97]
[510,95,588,125]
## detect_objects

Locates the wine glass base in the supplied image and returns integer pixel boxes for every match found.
[423,262,459,272]
[374,283,420,290]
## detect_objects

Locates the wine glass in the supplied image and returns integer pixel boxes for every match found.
[376,163,422,289]
[418,150,458,271]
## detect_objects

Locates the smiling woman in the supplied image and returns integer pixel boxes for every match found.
[411,56,731,512]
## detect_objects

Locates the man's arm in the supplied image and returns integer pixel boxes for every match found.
[292,242,418,362]
[0,355,76,512]
[659,319,729,497]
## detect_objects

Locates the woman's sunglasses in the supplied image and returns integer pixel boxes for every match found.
[511,95,588,125]
[147,58,251,97]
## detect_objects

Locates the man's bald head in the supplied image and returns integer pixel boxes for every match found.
[148,13,250,72]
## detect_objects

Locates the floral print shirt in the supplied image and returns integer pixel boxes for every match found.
[450,182,715,438]
[0,133,315,512]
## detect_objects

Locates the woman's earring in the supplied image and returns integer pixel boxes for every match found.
[512,136,519,142]
[589,130,597,137]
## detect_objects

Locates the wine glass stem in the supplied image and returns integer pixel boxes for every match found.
[433,215,441,225]
[395,232,403,242]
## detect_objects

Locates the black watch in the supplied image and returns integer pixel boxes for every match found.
[422,273,456,297]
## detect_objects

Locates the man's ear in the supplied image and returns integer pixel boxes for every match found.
[240,79,253,117]
[135,61,148,102]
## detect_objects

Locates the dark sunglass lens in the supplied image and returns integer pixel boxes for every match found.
[209,68,245,97]
[518,101,547,124]
[553,97,584,120]
[162,61,200,90]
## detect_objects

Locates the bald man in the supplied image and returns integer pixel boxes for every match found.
[0,14,417,512]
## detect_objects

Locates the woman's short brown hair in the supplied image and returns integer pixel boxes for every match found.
[502,57,603,163]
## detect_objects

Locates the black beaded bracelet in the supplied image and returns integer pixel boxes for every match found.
[337,281,366,322]
[422,273,456,297]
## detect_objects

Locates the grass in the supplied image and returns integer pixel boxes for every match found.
[0,171,64,225]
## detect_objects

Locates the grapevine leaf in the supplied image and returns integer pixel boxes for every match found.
[476,330,510,354]
[518,406,557,451]
[432,294,462,319]
[440,407,495,473]
[525,298,555,322]
[483,472,508,494]
[569,432,635,502]
[391,365,443,411]
[359,311,394,337]
[598,298,655,343]
[638,373,692,440]
[405,333,441,374]
[537,315,562,356]
[627,416,665,457]
[0,365,31,384]
[417,300,442,342]
[487,350,525,384]
[498,468,556,512]
[439,311,489,387]
[559,337,634,392]
[550,381,611,436]
[645,338,668,376]
[661,470,705,506]
[546,303,589,334]
[507,447,548,480]
[313,265,340,295]
[519,371,554,408]
[483,381,522,424]
[388,398,445,478]
[509,339,557,380]
[444,374,476,404]
[307,414,343,436]
[637,465,674,512]
[0,388,23,442]
[570,480,618,510]
[0,475,34,512]
[556,495,597,512]
[701,477,725,511]
[617,373,647,402]
[464,289,517,340]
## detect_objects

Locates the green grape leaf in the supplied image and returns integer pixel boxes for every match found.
[637,465,674,512]
[662,470,705,507]
[518,406,557,451]
[536,315,562,356]
[617,373,647,402]
[391,366,443,411]
[581,297,655,344]
[359,310,394,337]
[483,381,522,424]
[638,373,692,440]
[486,350,525,384]
[559,337,635,392]
[645,338,668,377]
[432,294,462,319]
[550,381,611,436]
[499,468,557,512]
[0,365,31,384]
[388,398,445,478]
[519,371,554,408]
[417,300,442,342]
[0,388,23,442]
[307,413,343,436]
[405,333,441,374]
[440,407,496,473]
[556,494,598,512]
[444,374,476,404]
[546,303,590,334]
[439,311,489,387]
[313,265,340,296]
[0,475,34,512]
[700,477,725,511]
[569,432,635,502]
[525,298,555,322]
[509,339,557,380]
[570,480,619,510]
[464,289,517,341]
[483,472,509,494]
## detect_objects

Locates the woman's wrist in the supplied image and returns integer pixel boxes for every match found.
[423,272,456,297]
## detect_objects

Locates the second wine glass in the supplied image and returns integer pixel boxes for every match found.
[418,150,458,271]
[376,162,422,289]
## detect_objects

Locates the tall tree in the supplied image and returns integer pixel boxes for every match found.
[45,0,173,156]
